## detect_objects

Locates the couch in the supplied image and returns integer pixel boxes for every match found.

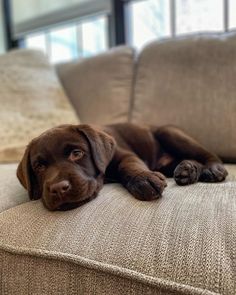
[0,33,236,295]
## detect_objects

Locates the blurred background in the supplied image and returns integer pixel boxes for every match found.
[0,0,235,63]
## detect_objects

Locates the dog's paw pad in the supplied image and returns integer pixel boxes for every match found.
[174,160,200,186]
[126,171,167,201]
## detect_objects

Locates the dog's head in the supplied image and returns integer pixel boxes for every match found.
[17,124,116,211]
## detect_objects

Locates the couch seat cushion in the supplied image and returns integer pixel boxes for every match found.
[1,175,236,294]
[1,162,233,213]
[225,164,236,178]
[0,163,28,213]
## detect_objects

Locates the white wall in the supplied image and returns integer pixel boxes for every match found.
[0,0,5,54]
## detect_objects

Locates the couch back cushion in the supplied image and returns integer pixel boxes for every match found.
[131,34,236,161]
[57,46,134,125]
[0,49,79,163]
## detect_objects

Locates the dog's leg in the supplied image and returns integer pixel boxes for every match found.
[111,148,167,200]
[153,125,228,185]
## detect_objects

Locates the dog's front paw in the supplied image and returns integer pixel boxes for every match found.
[126,171,167,201]
[174,160,202,186]
[200,163,228,183]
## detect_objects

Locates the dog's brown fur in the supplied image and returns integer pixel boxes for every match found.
[17,123,228,211]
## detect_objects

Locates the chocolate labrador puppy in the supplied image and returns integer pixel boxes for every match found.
[17,123,228,211]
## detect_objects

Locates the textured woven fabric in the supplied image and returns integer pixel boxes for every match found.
[0,163,235,214]
[0,49,79,163]
[224,164,236,177]
[0,163,28,213]
[56,46,134,125]
[131,33,236,161]
[1,175,236,294]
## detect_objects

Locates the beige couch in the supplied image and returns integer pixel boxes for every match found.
[1,33,236,295]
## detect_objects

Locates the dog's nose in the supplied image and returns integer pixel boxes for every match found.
[49,180,71,196]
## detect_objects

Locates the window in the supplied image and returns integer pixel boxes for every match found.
[126,0,171,50]
[25,15,108,63]
[229,0,236,29]
[25,33,47,54]
[0,3,5,54]
[9,0,236,58]
[176,0,224,35]
[49,25,78,63]
[127,0,234,50]
[81,16,108,58]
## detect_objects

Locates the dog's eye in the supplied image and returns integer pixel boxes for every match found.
[34,162,46,172]
[70,149,84,161]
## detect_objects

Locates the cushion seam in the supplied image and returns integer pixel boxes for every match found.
[0,243,219,295]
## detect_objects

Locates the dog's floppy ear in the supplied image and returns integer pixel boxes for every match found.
[16,143,40,200]
[77,125,116,174]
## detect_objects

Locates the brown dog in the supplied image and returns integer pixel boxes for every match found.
[17,123,228,211]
